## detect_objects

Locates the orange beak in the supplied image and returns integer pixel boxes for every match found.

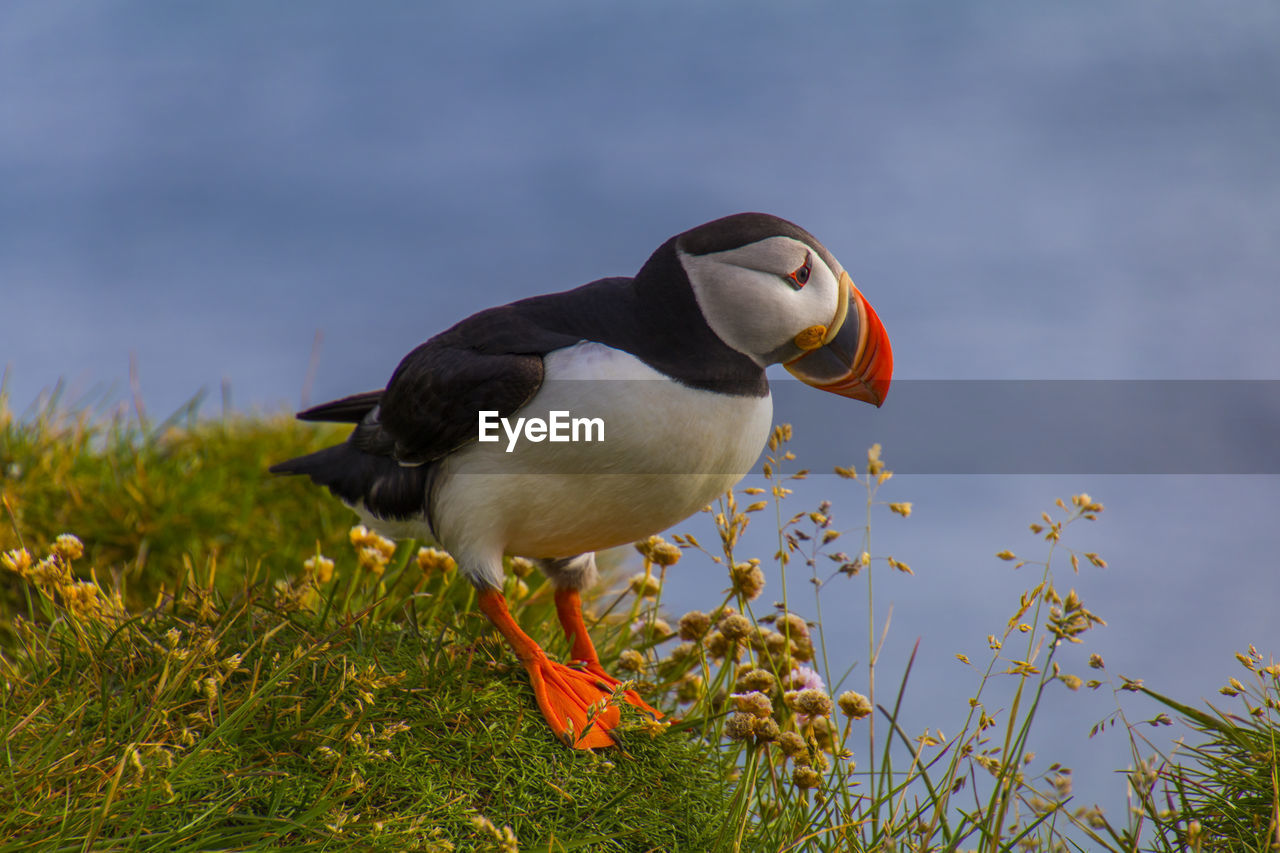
[784,271,893,407]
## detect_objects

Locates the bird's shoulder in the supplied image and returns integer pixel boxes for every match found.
[376,277,635,462]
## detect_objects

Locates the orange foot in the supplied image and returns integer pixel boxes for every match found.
[479,589,660,749]
[523,655,639,749]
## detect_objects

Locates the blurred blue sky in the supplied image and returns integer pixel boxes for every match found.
[5,0,1279,826]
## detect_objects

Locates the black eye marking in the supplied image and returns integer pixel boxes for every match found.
[787,257,812,290]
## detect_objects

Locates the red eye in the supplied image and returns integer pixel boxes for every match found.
[788,259,811,289]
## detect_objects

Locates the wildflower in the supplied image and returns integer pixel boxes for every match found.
[785,665,826,694]
[1,547,32,575]
[731,691,774,719]
[729,559,765,600]
[718,613,752,642]
[837,690,872,719]
[356,547,388,576]
[996,550,1017,561]
[416,547,457,574]
[303,554,335,584]
[888,502,912,518]
[616,649,645,672]
[52,534,84,562]
[509,556,535,578]
[628,572,661,598]
[349,525,396,559]
[26,559,63,590]
[62,581,104,621]
[678,610,711,640]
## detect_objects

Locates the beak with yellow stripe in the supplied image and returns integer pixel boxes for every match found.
[783,271,893,406]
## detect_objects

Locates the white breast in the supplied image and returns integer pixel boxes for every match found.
[428,342,772,578]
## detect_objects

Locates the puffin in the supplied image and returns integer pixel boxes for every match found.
[271,212,892,749]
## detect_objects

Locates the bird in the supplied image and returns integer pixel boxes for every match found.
[271,212,892,748]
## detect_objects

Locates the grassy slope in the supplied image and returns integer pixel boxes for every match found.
[0,404,729,851]
[3,399,1277,852]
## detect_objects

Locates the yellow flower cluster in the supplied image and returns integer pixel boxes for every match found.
[416,547,457,575]
[4,534,123,624]
[350,525,396,575]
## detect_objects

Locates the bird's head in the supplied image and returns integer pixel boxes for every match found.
[676,213,893,406]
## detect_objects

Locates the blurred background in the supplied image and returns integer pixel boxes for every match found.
[5,1,1278,821]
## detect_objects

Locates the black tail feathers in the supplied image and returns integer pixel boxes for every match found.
[270,442,431,521]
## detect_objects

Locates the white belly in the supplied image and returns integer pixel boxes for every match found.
[429,342,772,567]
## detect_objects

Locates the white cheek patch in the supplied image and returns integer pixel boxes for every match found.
[680,239,841,363]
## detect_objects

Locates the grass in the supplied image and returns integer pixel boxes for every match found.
[1,391,1277,851]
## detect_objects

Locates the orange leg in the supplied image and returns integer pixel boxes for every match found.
[553,587,662,721]
[478,589,620,749]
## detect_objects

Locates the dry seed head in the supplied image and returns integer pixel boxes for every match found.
[763,629,790,658]
[888,502,912,518]
[778,730,806,758]
[617,649,645,672]
[753,716,781,743]
[787,689,834,719]
[678,610,711,640]
[737,668,776,694]
[509,556,535,578]
[667,642,697,663]
[676,673,704,703]
[731,691,774,719]
[837,690,872,719]
[718,613,752,642]
[729,559,765,600]
[725,711,757,741]
[793,766,822,789]
[635,534,682,566]
[777,612,810,642]
[704,630,732,660]
[628,572,661,598]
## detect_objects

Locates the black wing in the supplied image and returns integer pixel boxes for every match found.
[270,302,582,519]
